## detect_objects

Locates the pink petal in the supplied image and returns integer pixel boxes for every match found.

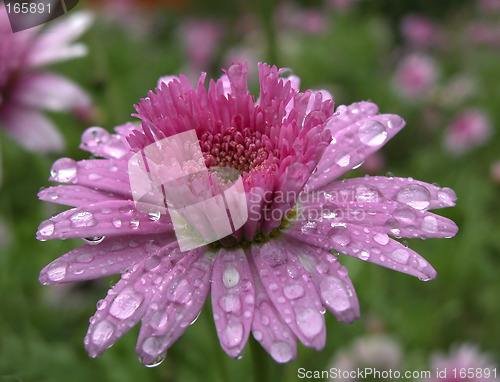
[39,235,177,284]
[305,103,405,192]
[211,247,255,358]
[11,73,91,112]
[284,222,437,280]
[135,249,213,365]
[79,126,131,160]
[0,106,64,153]
[284,241,359,324]
[251,241,326,350]
[84,248,183,358]
[37,200,173,241]
[25,11,92,67]
[39,185,120,207]
[251,270,298,363]
[48,158,132,197]
[322,176,458,210]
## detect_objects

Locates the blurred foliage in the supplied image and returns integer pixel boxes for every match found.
[0,0,499,381]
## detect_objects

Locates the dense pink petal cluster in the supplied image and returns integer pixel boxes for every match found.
[0,6,92,153]
[37,63,458,365]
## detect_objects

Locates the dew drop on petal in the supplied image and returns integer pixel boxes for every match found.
[91,320,114,346]
[270,341,294,363]
[50,158,78,183]
[81,127,110,148]
[148,211,161,222]
[421,215,438,232]
[222,322,243,348]
[47,260,67,281]
[76,252,94,263]
[253,330,263,341]
[388,249,410,264]
[112,218,122,228]
[358,120,387,146]
[144,255,161,271]
[387,115,404,129]
[355,185,383,203]
[83,236,105,245]
[70,211,97,228]
[295,307,323,339]
[96,299,107,310]
[373,232,390,246]
[437,187,456,206]
[283,284,305,300]
[392,205,417,223]
[335,152,351,167]
[222,266,240,288]
[395,184,431,210]
[39,221,55,237]
[329,226,351,247]
[320,275,351,311]
[130,219,140,229]
[145,352,166,368]
[219,294,241,313]
[109,288,144,319]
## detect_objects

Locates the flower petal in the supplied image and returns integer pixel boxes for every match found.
[251,241,326,350]
[211,247,255,358]
[38,185,119,207]
[305,103,405,191]
[11,72,91,112]
[0,106,64,153]
[84,248,183,358]
[251,270,298,363]
[39,235,177,284]
[48,158,132,197]
[284,241,359,324]
[135,249,213,365]
[79,126,132,160]
[37,200,173,241]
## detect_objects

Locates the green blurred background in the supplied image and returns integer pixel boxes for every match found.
[0,0,499,381]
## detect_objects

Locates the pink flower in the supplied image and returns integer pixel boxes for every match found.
[425,344,499,382]
[0,6,92,153]
[393,54,438,100]
[400,14,444,48]
[444,109,492,155]
[37,63,458,365]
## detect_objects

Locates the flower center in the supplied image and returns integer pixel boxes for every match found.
[200,127,280,173]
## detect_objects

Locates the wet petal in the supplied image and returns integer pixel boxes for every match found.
[251,270,298,363]
[79,126,131,160]
[285,241,359,324]
[211,248,255,358]
[37,200,173,241]
[251,241,326,350]
[39,235,177,284]
[306,105,405,192]
[136,249,213,365]
[38,185,119,207]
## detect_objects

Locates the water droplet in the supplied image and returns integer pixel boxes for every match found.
[320,276,351,311]
[387,115,403,129]
[392,205,417,223]
[261,242,287,267]
[144,255,161,271]
[329,226,351,247]
[355,185,383,203]
[39,221,55,237]
[119,205,133,214]
[130,219,140,229]
[148,211,161,222]
[219,294,241,313]
[82,127,110,147]
[335,152,351,167]
[169,278,192,304]
[88,173,103,181]
[295,307,323,339]
[253,330,263,341]
[70,211,97,228]
[96,299,107,310]
[91,320,114,345]
[76,252,93,263]
[83,236,105,245]
[222,322,243,348]
[384,218,401,235]
[421,215,438,232]
[50,158,78,183]
[270,341,294,363]
[437,187,456,206]
[112,218,122,228]
[388,249,410,264]
[358,120,387,146]
[395,184,431,210]
[109,288,144,319]
[223,266,240,288]
[47,260,67,281]
[373,232,390,246]
[283,284,305,300]
[359,250,370,260]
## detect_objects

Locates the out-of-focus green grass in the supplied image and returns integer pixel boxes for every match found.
[1,1,499,381]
